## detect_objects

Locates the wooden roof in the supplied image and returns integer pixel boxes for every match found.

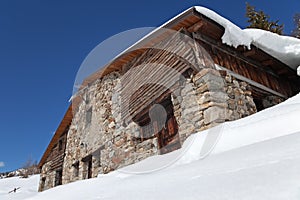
[38,105,72,168]
[39,7,299,167]
[79,7,298,90]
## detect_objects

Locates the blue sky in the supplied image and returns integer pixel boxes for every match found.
[0,0,299,173]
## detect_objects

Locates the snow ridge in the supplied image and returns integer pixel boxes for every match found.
[194,6,300,70]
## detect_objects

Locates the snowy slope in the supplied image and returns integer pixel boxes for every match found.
[0,92,296,200]
[29,133,300,200]
[0,175,39,200]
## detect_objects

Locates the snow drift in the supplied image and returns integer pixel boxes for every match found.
[0,92,298,200]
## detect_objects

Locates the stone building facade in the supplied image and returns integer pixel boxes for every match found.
[59,67,270,186]
[38,7,298,192]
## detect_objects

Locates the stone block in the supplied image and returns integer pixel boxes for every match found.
[198,79,226,92]
[182,106,199,116]
[225,74,232,83]
[198,91,229,104]
[193,68,221,81]
[199,101,228,110]
[181,84,194,95]
[203,106,231,124]
[194,71,224,84]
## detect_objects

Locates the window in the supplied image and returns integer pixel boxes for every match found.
[82,155,92,179]
[73,161,79,177]
[54,169,62,186]
[58,139,63,151]
[86,107,92,125]
[40,177,46,191]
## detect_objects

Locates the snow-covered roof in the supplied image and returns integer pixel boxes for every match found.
[194,6,300,70]
[76,6,300,90]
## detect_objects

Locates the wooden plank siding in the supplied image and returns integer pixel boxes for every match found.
[193,34,297,97]
[45,131,68,171]
[39,106,72,168]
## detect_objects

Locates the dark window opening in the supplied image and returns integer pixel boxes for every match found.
[82,155,92,179]
[72,161,79,177]
[40,177,46,191]
[58,139,63,151]
[87,160,92,179]
[86,107,92,125]
[54,169,62,186]
[253,98,264,112]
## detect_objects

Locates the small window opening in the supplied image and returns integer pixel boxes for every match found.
[40,177,46,191]
[72,161,79,177]
[54,169,62,186]
[86,107,92,125]
[58,139,63,151]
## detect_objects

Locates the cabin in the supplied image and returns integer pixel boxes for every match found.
[38,7,300,191]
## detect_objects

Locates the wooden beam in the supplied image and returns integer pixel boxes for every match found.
[216,64,287,98]
[192,32,280,78]
[243,48,256,57]
[262,59,274,66]
[277,68,289,75]
[187,20,206,32]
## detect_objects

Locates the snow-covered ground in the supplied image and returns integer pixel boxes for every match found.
[0,93,299,200]
[0,175,39,200]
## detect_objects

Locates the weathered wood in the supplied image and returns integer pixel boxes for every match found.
[187,19,206,32]
[217,65,287,98]
[39,107,71,168]
[192,32,280,77]
[192,32,295,96]
[120,32,203,123]
[262,59,274,66]
[243,49,256,57]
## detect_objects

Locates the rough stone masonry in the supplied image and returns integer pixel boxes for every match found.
[59,67,270,185]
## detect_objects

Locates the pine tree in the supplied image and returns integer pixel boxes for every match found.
[245,3,284,35]
[292,13,300,38]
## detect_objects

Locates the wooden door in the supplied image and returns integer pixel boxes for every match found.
[157,116,181,154]
[133,94,181,154]
[155,97,181,154]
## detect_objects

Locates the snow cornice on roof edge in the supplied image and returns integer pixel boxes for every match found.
[193,6,300,70]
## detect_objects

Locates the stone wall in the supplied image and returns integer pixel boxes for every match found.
[172,68,257,143]
[62,68,260,185]
[222,71,257,120]
[39,162,55,191]
[62,72,121,183]
[262,95,284,109]
[60,67,263,187]
[39,132,67,191]
[62,71,158,184]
